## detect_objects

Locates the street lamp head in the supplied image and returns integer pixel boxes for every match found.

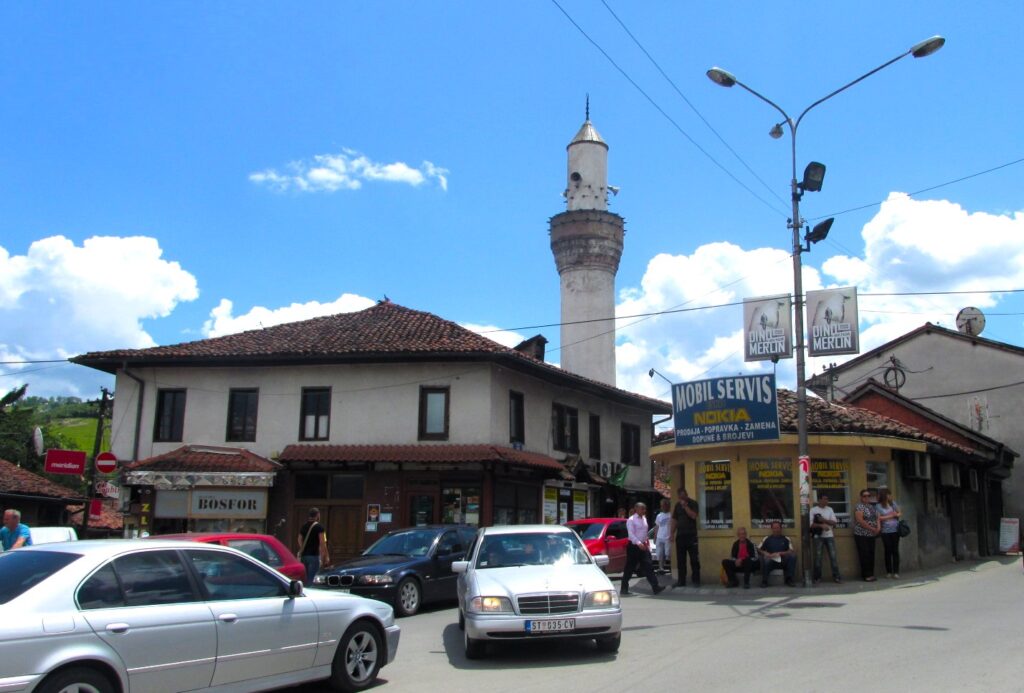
[706,67,737,88]
[805,217,834,245]
[648,368,656,378]
[910,35,945,58]
[769,122,785,139]
[800,161,827,193]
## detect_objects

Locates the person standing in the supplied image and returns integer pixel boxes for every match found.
[721,527,758,588]
[875,488,902,579]
[1,509,32,551]
[672,487,700,587]
[853,489,880,582]
[297,508,329,584]
[654,498,672,574]
[621,502,665,596]
[809,494,842,583]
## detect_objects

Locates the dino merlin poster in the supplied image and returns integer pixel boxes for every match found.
[806,287,860,357]
[743,294,793,362]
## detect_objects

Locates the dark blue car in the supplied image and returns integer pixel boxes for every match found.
[313,525,477,616]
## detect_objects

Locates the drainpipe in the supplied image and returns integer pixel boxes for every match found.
[122,363,145,463]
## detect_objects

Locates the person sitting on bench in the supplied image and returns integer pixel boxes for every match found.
[758,521,797,587]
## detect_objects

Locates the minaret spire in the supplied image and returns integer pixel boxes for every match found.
[585,93,590,121]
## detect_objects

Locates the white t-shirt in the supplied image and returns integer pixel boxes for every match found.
[655,511,672,541]
[809,505,837,539]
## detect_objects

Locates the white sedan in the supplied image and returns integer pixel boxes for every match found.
[0,539,400,693]
[454,525,622,659]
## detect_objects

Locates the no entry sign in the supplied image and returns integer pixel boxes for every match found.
[95,451,118,475]
[44,449,86,475]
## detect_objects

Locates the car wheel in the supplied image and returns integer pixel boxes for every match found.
[458,609,465,631]
[329,620,384,692]
[464,626,486,660]
[394,577,421,617]
[595,633,621,653]
[36,666,115,693]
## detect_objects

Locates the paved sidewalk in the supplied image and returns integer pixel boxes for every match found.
[618,554,1020,599]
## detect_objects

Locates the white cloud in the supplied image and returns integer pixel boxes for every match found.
[250,148,449,193]
[614,195,1024,395]
[202,294,377,338]
[0,235,199,396]
[461,323,528,349]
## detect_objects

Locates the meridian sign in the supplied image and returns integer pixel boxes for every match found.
[673,374,780,447]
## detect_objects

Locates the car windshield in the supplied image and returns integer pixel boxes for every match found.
[475,532,591,568]
[364,529,438,557]
[568,522,605,541]
[0,551,80,604]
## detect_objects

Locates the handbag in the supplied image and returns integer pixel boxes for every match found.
[898,519,911,538]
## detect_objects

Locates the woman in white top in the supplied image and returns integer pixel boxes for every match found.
[654,499,672,573]
[875,488,902,578]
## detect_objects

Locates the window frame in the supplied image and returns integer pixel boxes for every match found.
[509,390,525,445]
[552,403,579,453]
[589,413,601,460]
[620,422,641,466]
[299,387,332,441]
[418,386,450,441]
[154,389,187,443]
[225,388,259,442]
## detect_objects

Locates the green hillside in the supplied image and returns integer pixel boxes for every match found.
[52,418,110,452]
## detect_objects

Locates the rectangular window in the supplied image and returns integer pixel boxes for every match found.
[509,391,525,445]
[589,414,601,460]
[748,458,795,528]
[154,389,186,442]
[698,460,733,529]
[812,459,851,527]
[866,461,889,503]
[294,474,328,499]
[419,386,450,440]
[330,474,364,500]
[226,389,259,442]
[620,423,641,465]
[300,388,331,441]
[551,403,579,453]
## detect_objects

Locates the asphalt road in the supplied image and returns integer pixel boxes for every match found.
[290,557,1022,693]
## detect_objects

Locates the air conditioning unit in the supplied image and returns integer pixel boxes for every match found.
[903,452,932,480]
[939,461,961,488]
[968,468,979,492]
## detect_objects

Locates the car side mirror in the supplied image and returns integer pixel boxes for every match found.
[452,560,470,574]
[288,580,304,598]
[593,554,610,568]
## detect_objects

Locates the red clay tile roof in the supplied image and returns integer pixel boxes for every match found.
[71,301,670,414]
[67,500,124,531]
[653,389,972,454]
[0,458,86,501]
[280,443,569,476]
[127,445,280,473]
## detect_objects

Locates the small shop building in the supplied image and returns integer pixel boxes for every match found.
[0,457,85,528]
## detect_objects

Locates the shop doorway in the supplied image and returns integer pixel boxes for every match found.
[409,494,436,526]
[327,505,362,560]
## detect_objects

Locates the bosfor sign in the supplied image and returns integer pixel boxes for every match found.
[673,374,780,447]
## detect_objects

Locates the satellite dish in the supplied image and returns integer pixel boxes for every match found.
[955,307,985,336]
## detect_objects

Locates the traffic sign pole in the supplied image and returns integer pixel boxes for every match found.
[81,388,111,537]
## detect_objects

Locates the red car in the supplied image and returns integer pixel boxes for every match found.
[565,518,630,573]
[154,532,307,582]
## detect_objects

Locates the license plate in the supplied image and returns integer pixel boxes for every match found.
[525,618,575,634]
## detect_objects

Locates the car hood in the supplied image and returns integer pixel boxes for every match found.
[470,563,613,596]
[323,554,415,574]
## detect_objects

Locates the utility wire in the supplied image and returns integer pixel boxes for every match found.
[810,156,1024,221]
[598,0,787,208]
[549,0,788,218]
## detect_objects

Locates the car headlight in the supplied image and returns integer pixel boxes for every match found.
[313,574,327,585]
[469,596,514,613]
[583,590,620,609]
[357,574,394,585]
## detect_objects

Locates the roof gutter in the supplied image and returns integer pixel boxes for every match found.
[122,363,145,463]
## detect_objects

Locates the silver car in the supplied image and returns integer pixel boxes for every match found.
[453,525,622,659]
[0,539,400,693]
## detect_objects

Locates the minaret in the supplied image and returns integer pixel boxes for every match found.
[550,102,624,386]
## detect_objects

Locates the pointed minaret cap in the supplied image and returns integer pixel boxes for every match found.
[568,95,607,148]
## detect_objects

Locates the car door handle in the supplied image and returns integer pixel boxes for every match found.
[106,623,130,634]
[218,613,238,623]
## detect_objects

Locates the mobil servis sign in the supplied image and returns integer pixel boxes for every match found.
[673,374,780,447]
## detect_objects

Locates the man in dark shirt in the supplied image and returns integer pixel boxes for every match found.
[758,521,797,587]
[297,507,329,584]
[671,488,700,587]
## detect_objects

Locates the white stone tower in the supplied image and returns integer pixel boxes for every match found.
[550,104,624,386]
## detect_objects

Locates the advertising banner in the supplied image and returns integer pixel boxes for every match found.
[44,449,86,475]
[998,517,1020,553]
[673,374,780,446]
[743,294,792,362]
[806,287,860,357]
[748,458,794,528]
[699,460,733,529]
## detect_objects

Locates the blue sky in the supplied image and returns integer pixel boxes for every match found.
[2,2,1022,401]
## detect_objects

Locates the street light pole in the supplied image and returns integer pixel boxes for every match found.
[707,36,944,585]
